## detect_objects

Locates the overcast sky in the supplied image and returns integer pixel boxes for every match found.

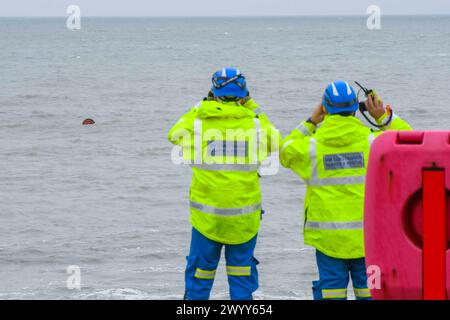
[1,0,450,17]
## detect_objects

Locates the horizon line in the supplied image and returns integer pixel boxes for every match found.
[1,13,450,18]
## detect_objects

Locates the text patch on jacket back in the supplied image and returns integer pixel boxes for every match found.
[323,152,365,170]
[207,140,248,157]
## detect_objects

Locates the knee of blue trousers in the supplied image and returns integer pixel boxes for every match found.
[185,254,218,300]
[350,258,372,300]
[227,257,259,300]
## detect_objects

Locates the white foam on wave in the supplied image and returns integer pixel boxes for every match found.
[75,288,181,300]
[426,53,448,57]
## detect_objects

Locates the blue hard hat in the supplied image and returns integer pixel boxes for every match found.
[322,81,359,114]
[211,67,248,99]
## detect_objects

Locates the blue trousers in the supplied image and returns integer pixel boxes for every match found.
[185,228,259,300]
[313,250,372,300]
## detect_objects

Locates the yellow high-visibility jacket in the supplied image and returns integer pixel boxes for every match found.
[169,99,280,245]
[280,113,412,258]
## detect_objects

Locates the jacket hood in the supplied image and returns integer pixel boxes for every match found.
[197,100,255,120]
[316,115,370,147]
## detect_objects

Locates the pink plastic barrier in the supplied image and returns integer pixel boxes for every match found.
[365,131,450,300]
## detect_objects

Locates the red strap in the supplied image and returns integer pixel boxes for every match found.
[423,169,447,300]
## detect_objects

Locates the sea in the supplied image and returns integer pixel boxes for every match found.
[0,16,449,299]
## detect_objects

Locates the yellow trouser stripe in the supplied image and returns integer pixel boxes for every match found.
[322,289,347,299]
[226,266,251,276]
[354,288,372,297]
[194,268,216,280]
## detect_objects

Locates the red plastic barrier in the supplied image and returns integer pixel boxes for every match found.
[365,131,450,300]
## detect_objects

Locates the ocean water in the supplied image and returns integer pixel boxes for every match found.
[0,16,449,300]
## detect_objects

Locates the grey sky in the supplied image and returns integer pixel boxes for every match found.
[1,0,450,17]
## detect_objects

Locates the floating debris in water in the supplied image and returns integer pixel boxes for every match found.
[82,118,95,125]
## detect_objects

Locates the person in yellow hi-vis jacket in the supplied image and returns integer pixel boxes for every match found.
[168,67,280,300]
[280,81,412,300]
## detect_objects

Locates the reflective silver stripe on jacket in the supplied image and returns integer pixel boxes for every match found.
[309,138,318,179]
[280,139,295,154]
[253,118,261,165]
[190,201,261,216]
[296,123,311,136]
[308,175,366,186]
[190,163,259,172]
[305,137,367,186]
[305,221,363,230]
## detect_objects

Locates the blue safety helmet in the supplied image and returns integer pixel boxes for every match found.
[211,67,248,100]
[322,81,359,114]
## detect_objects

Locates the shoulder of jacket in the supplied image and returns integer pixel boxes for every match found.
[193,101,203,110]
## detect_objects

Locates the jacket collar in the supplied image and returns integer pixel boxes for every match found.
[197,100,255,120]
[315,115,369,146]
